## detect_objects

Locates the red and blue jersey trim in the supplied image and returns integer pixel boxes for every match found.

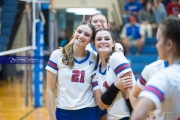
[144,85,165,103]
[139,75,146,86]
[114,63,130,75]
[47,60,58,71]
[92,81,98,88]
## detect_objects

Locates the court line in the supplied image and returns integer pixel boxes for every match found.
[19,108,36,120]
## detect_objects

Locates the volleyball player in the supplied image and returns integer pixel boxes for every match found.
[130,59,168,108]
[131,17,180,120]
[130,59,168,119]
[92,28,135,120]
[46,22,99,120]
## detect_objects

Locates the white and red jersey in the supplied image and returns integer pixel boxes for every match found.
[45,49,97,110]
[139,63,180,120]
[92,52,136,119]
[86,43,124,56]
[137,60,168,90]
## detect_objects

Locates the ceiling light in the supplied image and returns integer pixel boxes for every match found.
[66,8,101,15]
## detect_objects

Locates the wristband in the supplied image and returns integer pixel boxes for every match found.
[101,83,119,105]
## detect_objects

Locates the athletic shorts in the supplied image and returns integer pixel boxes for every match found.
[55,106,99,120]
[98,107,107,117]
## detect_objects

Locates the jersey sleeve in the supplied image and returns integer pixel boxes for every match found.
[139,71,169,109]
[91,74,100,91]
[136,65,151,90]
[45,50,59,75]
[110,52,132,78]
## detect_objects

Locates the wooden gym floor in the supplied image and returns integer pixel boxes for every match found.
[0,79,50,120]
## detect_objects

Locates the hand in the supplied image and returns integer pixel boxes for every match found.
[114,76,133,90]
[51,8,56,14]
[23,9,28,13]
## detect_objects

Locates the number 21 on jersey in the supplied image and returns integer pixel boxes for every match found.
[72,70,85,83]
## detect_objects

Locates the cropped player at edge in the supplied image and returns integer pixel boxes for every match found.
[130,59,168,119]
[130,59,168,108]
[131,17,180,120]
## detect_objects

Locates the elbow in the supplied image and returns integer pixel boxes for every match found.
[98,105,106,110]
[97,101,107,110]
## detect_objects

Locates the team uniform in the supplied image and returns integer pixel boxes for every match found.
[137,60,168,90]
[86,43,124,56]
[86,42,124,118]
[92,52,136,119]
[139,63,180,120]
[45,49,99,119]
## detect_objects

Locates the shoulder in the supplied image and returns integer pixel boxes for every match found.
[115,43,123,49]
[51,49,63,56]
[146,60,165,70]
[124,24,131,28]
[149,66,171,82]
[125,2,130,6]
[134,1,140,4]
[110,52,128,63]
[111,52,124,58]
[115,43,124,54]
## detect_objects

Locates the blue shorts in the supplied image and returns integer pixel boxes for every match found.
[55,106,99,120]
[98,107,107,117]
[120,117,130,120]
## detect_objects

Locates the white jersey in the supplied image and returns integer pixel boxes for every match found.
[86,43,124,56]
[45,49,97,110]
[139,63,180,120]
[137,60,168,90]
[92,52,136,119]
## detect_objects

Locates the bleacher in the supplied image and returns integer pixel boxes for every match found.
[0,0,17,52]
[126,37,158,79]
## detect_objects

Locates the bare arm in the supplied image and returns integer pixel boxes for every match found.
[51,0,56,13]
[94,89,108,110]
[121,71,133,99]
[130,84,142,108]
[23,3,30,13]
[131,98,155,120]
[46,70,57,120]
[93,75,132,110]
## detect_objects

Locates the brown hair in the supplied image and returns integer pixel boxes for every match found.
[159,17,180,56]
[61,22,95,68]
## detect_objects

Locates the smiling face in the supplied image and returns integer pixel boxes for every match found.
[73,25,93,48]
[94,30,115,54]
[91,14,108,31]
